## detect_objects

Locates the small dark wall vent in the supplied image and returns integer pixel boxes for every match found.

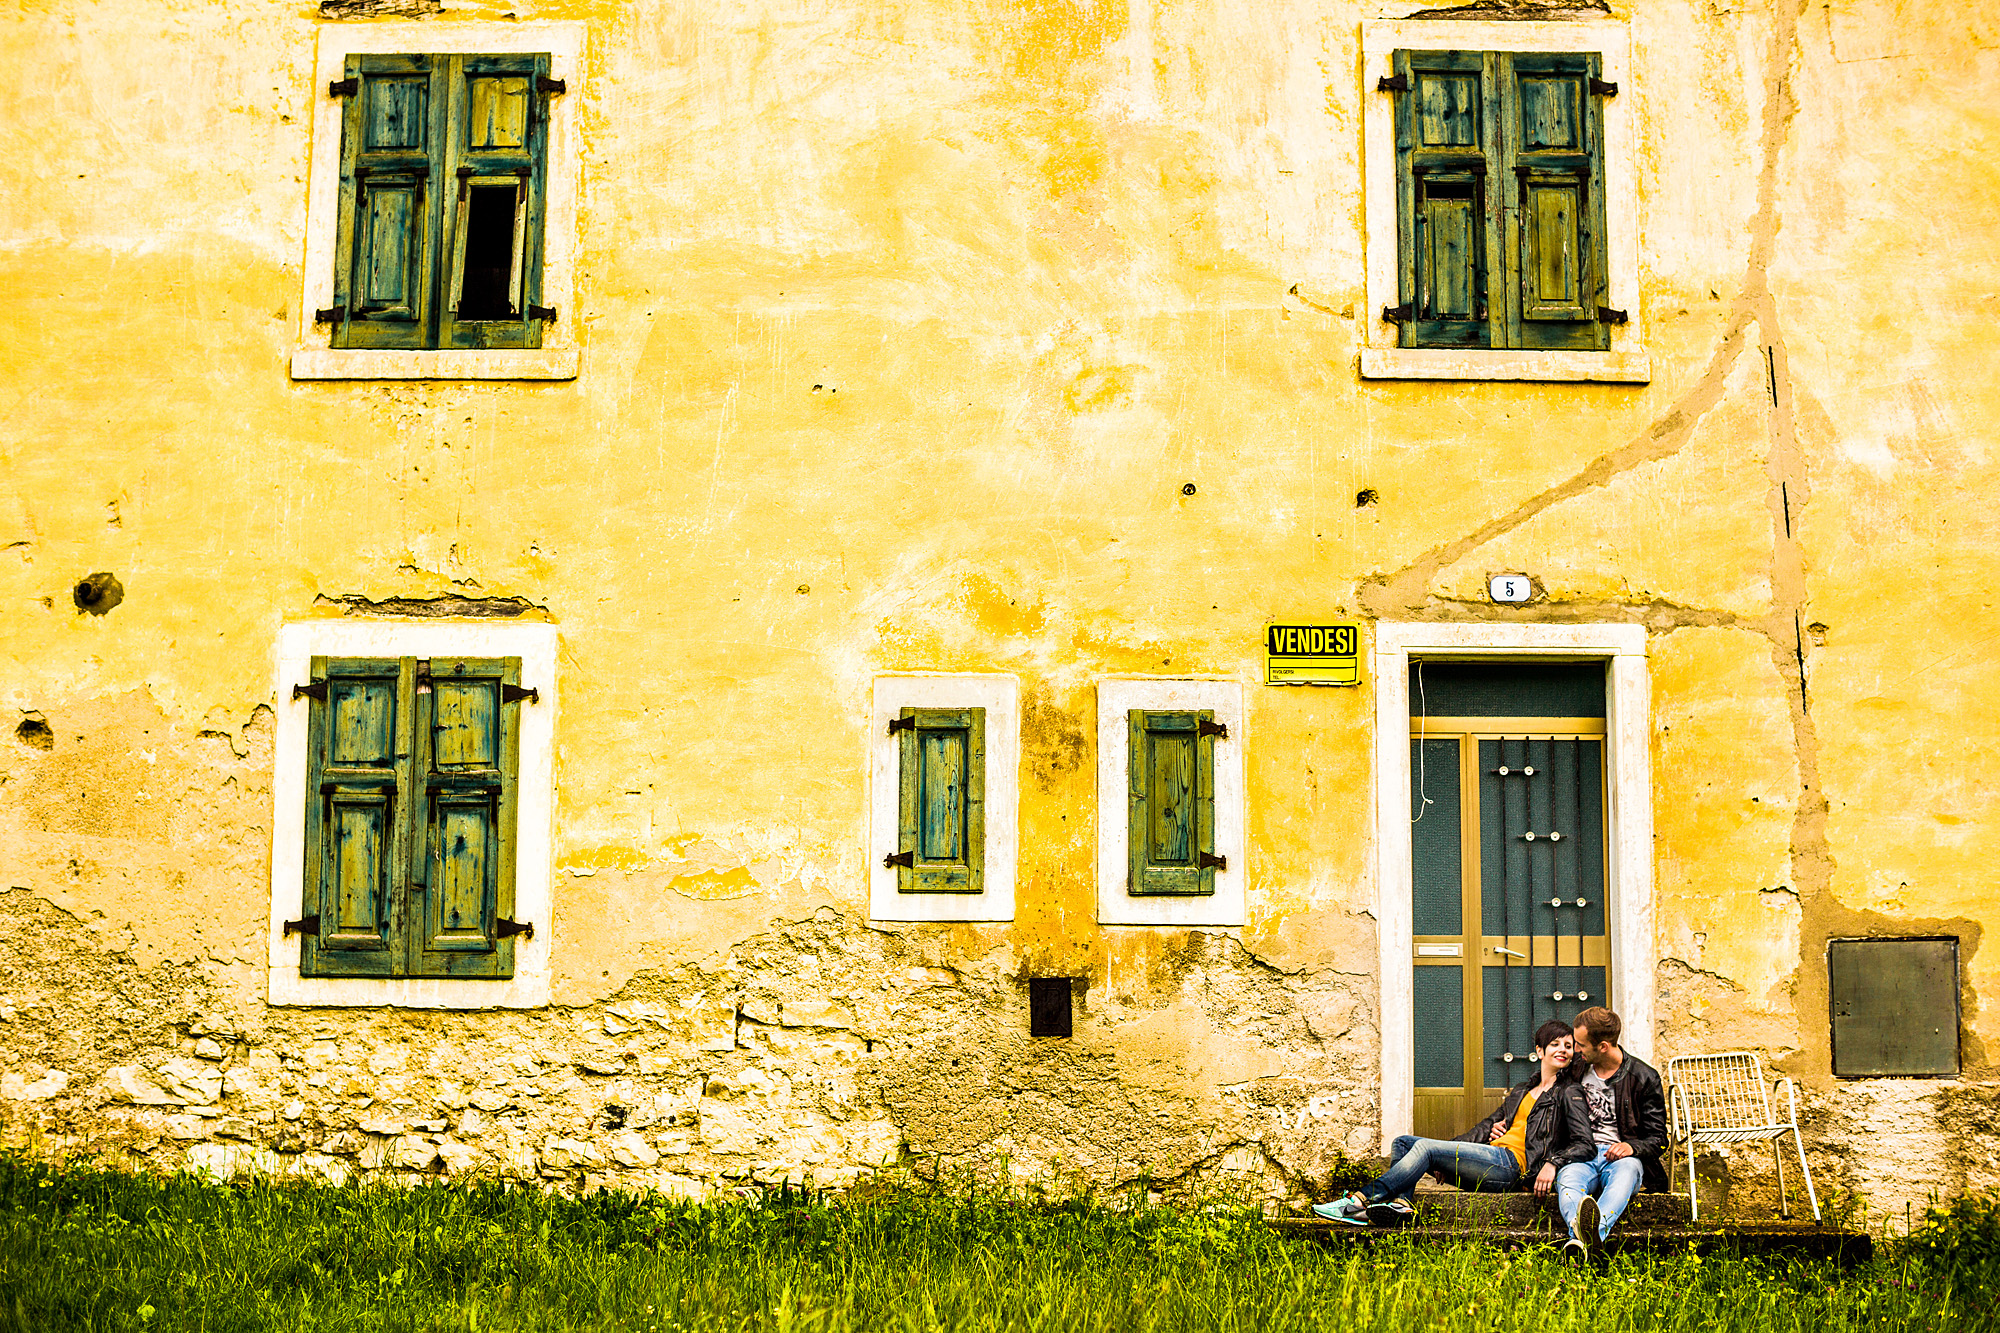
[1028,978,1074,1039]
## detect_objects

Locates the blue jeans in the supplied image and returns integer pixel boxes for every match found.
[1556,1147,1645,1240]
[1364,1135,1522,1204]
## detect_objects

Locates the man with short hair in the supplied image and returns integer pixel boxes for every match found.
[1558,1006,1667,1259]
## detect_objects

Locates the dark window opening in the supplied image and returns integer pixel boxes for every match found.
[1028,978,1074,1038]
[458,185,518,320]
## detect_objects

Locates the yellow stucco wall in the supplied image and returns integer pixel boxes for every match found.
[0,0,1993,1213]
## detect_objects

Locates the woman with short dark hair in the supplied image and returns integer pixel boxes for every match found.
[1314,1019,1593,1227]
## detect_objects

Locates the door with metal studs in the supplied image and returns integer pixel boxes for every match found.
[1408,663,1610,1140]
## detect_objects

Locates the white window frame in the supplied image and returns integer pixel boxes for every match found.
[1361,19,1648,384]
[290,21,584,382]
[267,620,558,1007]
[1372,622,1653,1149]
[869,675,1019,923]
[1095,678,1246,927]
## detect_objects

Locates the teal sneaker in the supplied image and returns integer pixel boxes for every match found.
[1310,1193,1368,1226]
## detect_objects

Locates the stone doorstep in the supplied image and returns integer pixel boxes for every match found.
[1270,1218,1875,1266]
[1404,1182,1695,1230]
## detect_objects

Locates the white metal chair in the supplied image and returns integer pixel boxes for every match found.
[1665,1051,1819,1222]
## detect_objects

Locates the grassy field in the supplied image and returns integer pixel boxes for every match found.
[0,1155,1990,1333]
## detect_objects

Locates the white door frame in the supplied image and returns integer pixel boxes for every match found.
[1373,622,1653,1150]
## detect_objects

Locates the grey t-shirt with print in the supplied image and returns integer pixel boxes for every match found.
[1581,1070,1619,1146]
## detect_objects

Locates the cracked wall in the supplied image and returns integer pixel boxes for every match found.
[0,0,1995,1218]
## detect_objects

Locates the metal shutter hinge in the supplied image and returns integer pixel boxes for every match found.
[883,852,914,869]
[284,915,320,937]
[1589,78,1618,96]
[313,308,345,324]
[887,716,916,735]
[495,918,535,940]
[293,681,328,701]
[1377,74,1409,92]
[527,305,557,321]
[1382,304,1413,325]
[537,76,567,95]
[502,683,540,704]
[1597,306,1629,324]
[328,78,358,98]
[1199,853,1228,871]
[1197,719,1228,739]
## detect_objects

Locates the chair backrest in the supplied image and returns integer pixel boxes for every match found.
[1666,1051,1775,1129]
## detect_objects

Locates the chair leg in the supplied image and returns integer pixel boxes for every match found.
[1685,1139,1700,1223]
[1774,1136,1789,1220]
[1790,1129,1821,1224]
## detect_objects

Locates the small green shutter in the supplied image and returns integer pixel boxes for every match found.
[1501,53,1611,351]
[300,657,407,978]
[1127,710,1217,897]
[331,56,444,350]
[895,708,985,894]
[410,657,521,978]
[1392,50,1499,350]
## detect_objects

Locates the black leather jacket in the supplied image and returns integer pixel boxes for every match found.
[1455,1072,1594,1184]
[1587,1049,1670,1192]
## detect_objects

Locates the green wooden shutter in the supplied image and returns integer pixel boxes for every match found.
[410,657,521,978]
[331,56,446,350]
[1500,53,1611,351]
[300,657,408,978]
[1127,710,1217,897]
[439,54,550,351]
[1392,50,1499,350]
[895,708,985,894]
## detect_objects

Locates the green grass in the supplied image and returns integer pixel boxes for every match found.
[0,1155,1990,1333]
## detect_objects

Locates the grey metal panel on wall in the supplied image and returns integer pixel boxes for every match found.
[1829,937,1959,1078]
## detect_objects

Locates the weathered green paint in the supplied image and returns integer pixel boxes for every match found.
[301,657,403,977]
[301,656,520,979]
[1393,49,1610,352]
[1504,53,1609,350]
[1393,50,1497,349]
[1127,710,1216,897]
[332,53,547,352]
[413,658,520,977]
[896,707,985,894]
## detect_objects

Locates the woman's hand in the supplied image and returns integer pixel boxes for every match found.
[1534,1164,1556,1197]
[1488,1121,1508,1143]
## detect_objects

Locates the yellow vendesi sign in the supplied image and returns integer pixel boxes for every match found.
[1264,622,1363,686]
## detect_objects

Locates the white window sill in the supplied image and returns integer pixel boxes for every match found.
[268,975,550,1009]
[1360,348,1651,384]
[290,347,579,382]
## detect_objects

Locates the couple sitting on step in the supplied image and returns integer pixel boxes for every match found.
[1315,1006,1668,1261]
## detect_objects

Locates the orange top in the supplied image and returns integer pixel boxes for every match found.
[1495,1091,1539,1172]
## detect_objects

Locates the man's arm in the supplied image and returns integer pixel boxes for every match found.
[1621,1064,1669,1159]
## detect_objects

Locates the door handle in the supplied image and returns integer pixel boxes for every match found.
[1492,946,1526,960]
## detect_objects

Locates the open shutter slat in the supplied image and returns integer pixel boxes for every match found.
[441,54,549,351]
